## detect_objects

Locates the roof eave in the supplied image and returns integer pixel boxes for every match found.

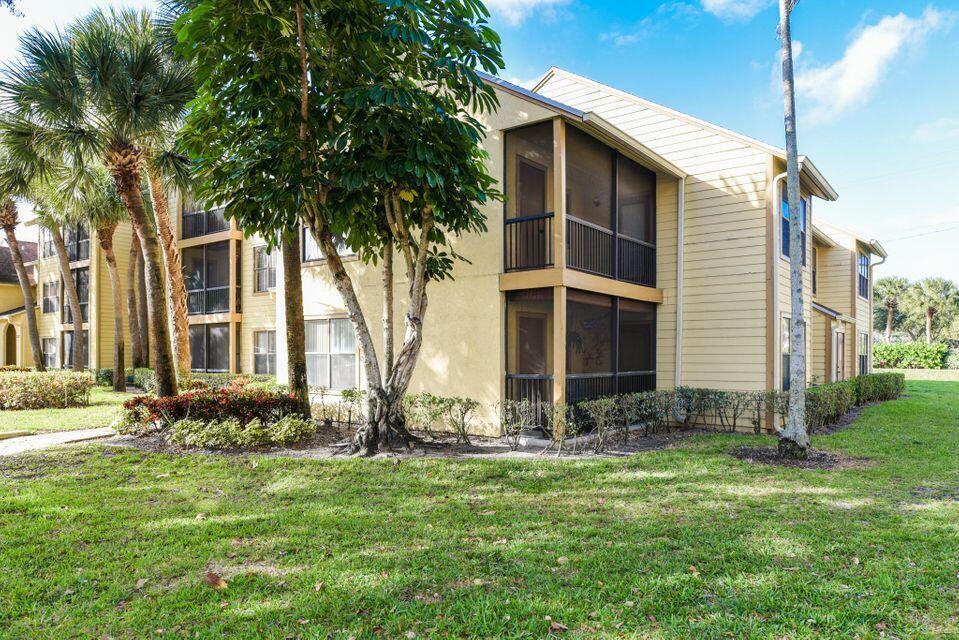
[798,156,839,202]
[580,113,686,179]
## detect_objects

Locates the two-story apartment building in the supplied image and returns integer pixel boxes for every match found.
[0,241,37,367]
[269,68,885,432]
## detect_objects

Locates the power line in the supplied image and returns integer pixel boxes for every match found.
[885,225,959,243]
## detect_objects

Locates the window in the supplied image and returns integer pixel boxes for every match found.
[857,252,870,299]
[858,332,869,376]
[253,330,276,375]
[41,337,56,369]
[63,223,90,262]
[253,247,276,292]
[305,318,357,390]
[62,267,89,324]
[62,330,88,369]
[781,316,791,391]
[812,246,818,295]
[301,228,353,263]
[189,323,230,372]
[781,189,807,265]
[42,281,59,314]
[39,228,55,259]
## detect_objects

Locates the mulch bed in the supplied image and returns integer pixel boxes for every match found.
[812,401,881,435]
[730,446,871,470]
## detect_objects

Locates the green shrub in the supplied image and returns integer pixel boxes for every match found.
[874,342,949,369]
[0,370,96,410]
[805,380,856,430]
[947,351,959,370]
[112,404,156,436]
[167,414,316,449]
[132,368,156,392]
[854,372,905,403]
[191,372,279,390]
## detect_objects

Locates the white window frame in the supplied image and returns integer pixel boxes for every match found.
[41,337,57,369]
[304,317,358,391]
[253,246,276,293]
[253,330,276,375]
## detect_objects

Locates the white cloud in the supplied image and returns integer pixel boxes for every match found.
[484,0,571,26]
[701,0,772,21]
[599,3,699,47]
[506,75,541,89]
[913,117,959,142]
[793,8,955,124]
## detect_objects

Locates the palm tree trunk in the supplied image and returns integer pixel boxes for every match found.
[885,306,894,342]
[147,171,191,380]
[1,225,44,370]
[106,146,178,397]
[127,240,144,368]
[926,309,934,343]
[49,225,85,371]
[96,225,126,391]
[282,232,310,415]
[137,250,150,364]
[778,0,808,459]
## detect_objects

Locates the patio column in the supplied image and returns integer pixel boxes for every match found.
[552,285,566,405]
[552,117,566,270]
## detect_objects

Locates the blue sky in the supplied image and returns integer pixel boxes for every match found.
[2,0,956,282]
[489,0,958,282]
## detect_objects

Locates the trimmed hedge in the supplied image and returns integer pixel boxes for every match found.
[0,370,96,410]
[127,369,280,393]
[874,342,949,369]
[118,387,302,432]
[167,414,316,449]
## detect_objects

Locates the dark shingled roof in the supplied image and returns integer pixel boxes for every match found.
[0,241,37,285]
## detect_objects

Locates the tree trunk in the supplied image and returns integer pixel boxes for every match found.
[147,172,191,381]
[137,246,150,366]
[282,232,311,415]
[106,144,178,397]
[128,240,144,368]
[97,225,126,391]
[50,224,85,371]
[926,309,934,343]
[778,0,809,459]
[885,306,894,342]
[1,224,44,370]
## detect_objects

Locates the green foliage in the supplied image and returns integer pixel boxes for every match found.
[874,342,949,369]
[444,397,479,445]
[403,392,448,437]
[947,351,959,370]
[854,372,906,404]
[0,370,95,410]
[805,380,856,431]
[166,413,316,450]
[132,368,156,392]
[496,398,536,451]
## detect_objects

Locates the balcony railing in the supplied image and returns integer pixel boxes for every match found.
[618,235,655,287]
[182,208,230,239]
[566,371,656,406]
[504,213,554,272]
[187,286,230,315]
[566,216,614,277]
[505,373,552,429]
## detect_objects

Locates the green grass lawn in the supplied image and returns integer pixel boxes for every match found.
[1,380,957,638]
[0,387,136,435]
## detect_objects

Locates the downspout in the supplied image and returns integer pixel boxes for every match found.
[771,171,787,390]
[674,176,685,390]
[868,243,887,371]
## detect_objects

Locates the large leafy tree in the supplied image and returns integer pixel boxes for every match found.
[176,0,503,452]
[904,278,959,343]
[874,276,910,342]
[0,9,191,395]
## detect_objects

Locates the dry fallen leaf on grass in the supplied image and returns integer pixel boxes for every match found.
[204,572,228,590]
[134,578,148,591]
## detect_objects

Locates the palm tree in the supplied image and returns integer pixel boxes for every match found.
[778,0,808,459]
[905,278,959,343]
[146,142,192,381]
[874,276,910,342]
[58,166,129,390]
[0,9,193,395]
[31,185,86,371]
[0,197,43,370]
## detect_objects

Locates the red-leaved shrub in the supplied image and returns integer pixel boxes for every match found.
[123,388,301,428]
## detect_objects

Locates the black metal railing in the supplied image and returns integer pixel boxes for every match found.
[504,213,553,271]
[182,208,230,239]
[187,286,230,315]
[618,235,656,287]
[566,216,613,277]
[505,373,552,428]
[566,371,656,406]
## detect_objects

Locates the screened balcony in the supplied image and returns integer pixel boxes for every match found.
[505,288,656,422]
[183,241,231,315]
[503,121,656,287]
[182,206,230,239]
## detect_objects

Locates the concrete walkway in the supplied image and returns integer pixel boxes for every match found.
[0,427,114,457]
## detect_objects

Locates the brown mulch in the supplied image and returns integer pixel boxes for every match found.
[812,401,881,435]
[730,446,871,470]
